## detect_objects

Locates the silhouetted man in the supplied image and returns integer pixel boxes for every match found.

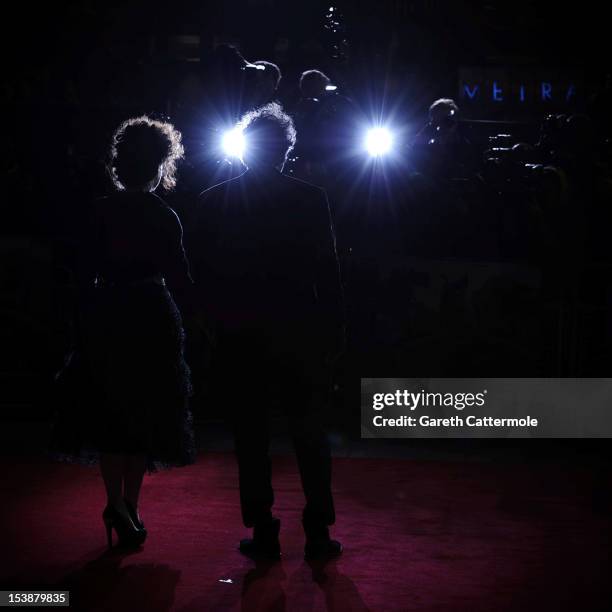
[412,97,478,176]
[189,102,344,560]
[252,60,282,107]
[291,69,358,184]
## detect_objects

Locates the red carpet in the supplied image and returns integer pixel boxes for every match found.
[1,452,611,611]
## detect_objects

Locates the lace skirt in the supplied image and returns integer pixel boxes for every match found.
[50,282,196,472]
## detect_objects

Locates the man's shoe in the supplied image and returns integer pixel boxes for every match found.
[239,517,281,560]
[304,537,343,560]
[304,524,342,560]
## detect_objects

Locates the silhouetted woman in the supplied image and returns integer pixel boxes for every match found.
[52,116,196,549]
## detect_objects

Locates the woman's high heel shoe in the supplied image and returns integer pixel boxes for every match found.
[123,498,144,529]
[102,503,147,549]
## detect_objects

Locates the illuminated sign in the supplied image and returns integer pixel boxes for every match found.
[458,67,582,115]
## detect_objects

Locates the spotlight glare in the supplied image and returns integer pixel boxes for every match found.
[222,128,245,159]
[365,127,393,157]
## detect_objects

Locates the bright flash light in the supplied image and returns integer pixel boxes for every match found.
[365,127,393,157]
[222,128,245,159]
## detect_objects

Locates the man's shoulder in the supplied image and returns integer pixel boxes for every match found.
[195,173,247,226]
[199,172,246,200]
[280,173,327,200]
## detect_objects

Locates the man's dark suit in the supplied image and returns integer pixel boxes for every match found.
[189,168,344,533]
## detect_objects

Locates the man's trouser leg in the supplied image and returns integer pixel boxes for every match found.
[232,395,274,528]
[288,385,335,534]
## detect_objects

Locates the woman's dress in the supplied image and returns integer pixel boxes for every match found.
[51,191,196,471]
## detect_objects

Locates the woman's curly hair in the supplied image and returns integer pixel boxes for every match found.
[109,115,184,191]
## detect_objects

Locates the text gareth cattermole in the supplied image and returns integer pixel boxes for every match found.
[372,390,487,411]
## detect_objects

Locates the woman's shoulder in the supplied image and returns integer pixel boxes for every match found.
[149,193,180,219]
[91,191,183,229]
[147,194,186,238]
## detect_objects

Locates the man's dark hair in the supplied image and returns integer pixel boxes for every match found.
[253,60,282,91]
[239,102,296,170]
[299,69,331,98]
[428,98,459,124]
